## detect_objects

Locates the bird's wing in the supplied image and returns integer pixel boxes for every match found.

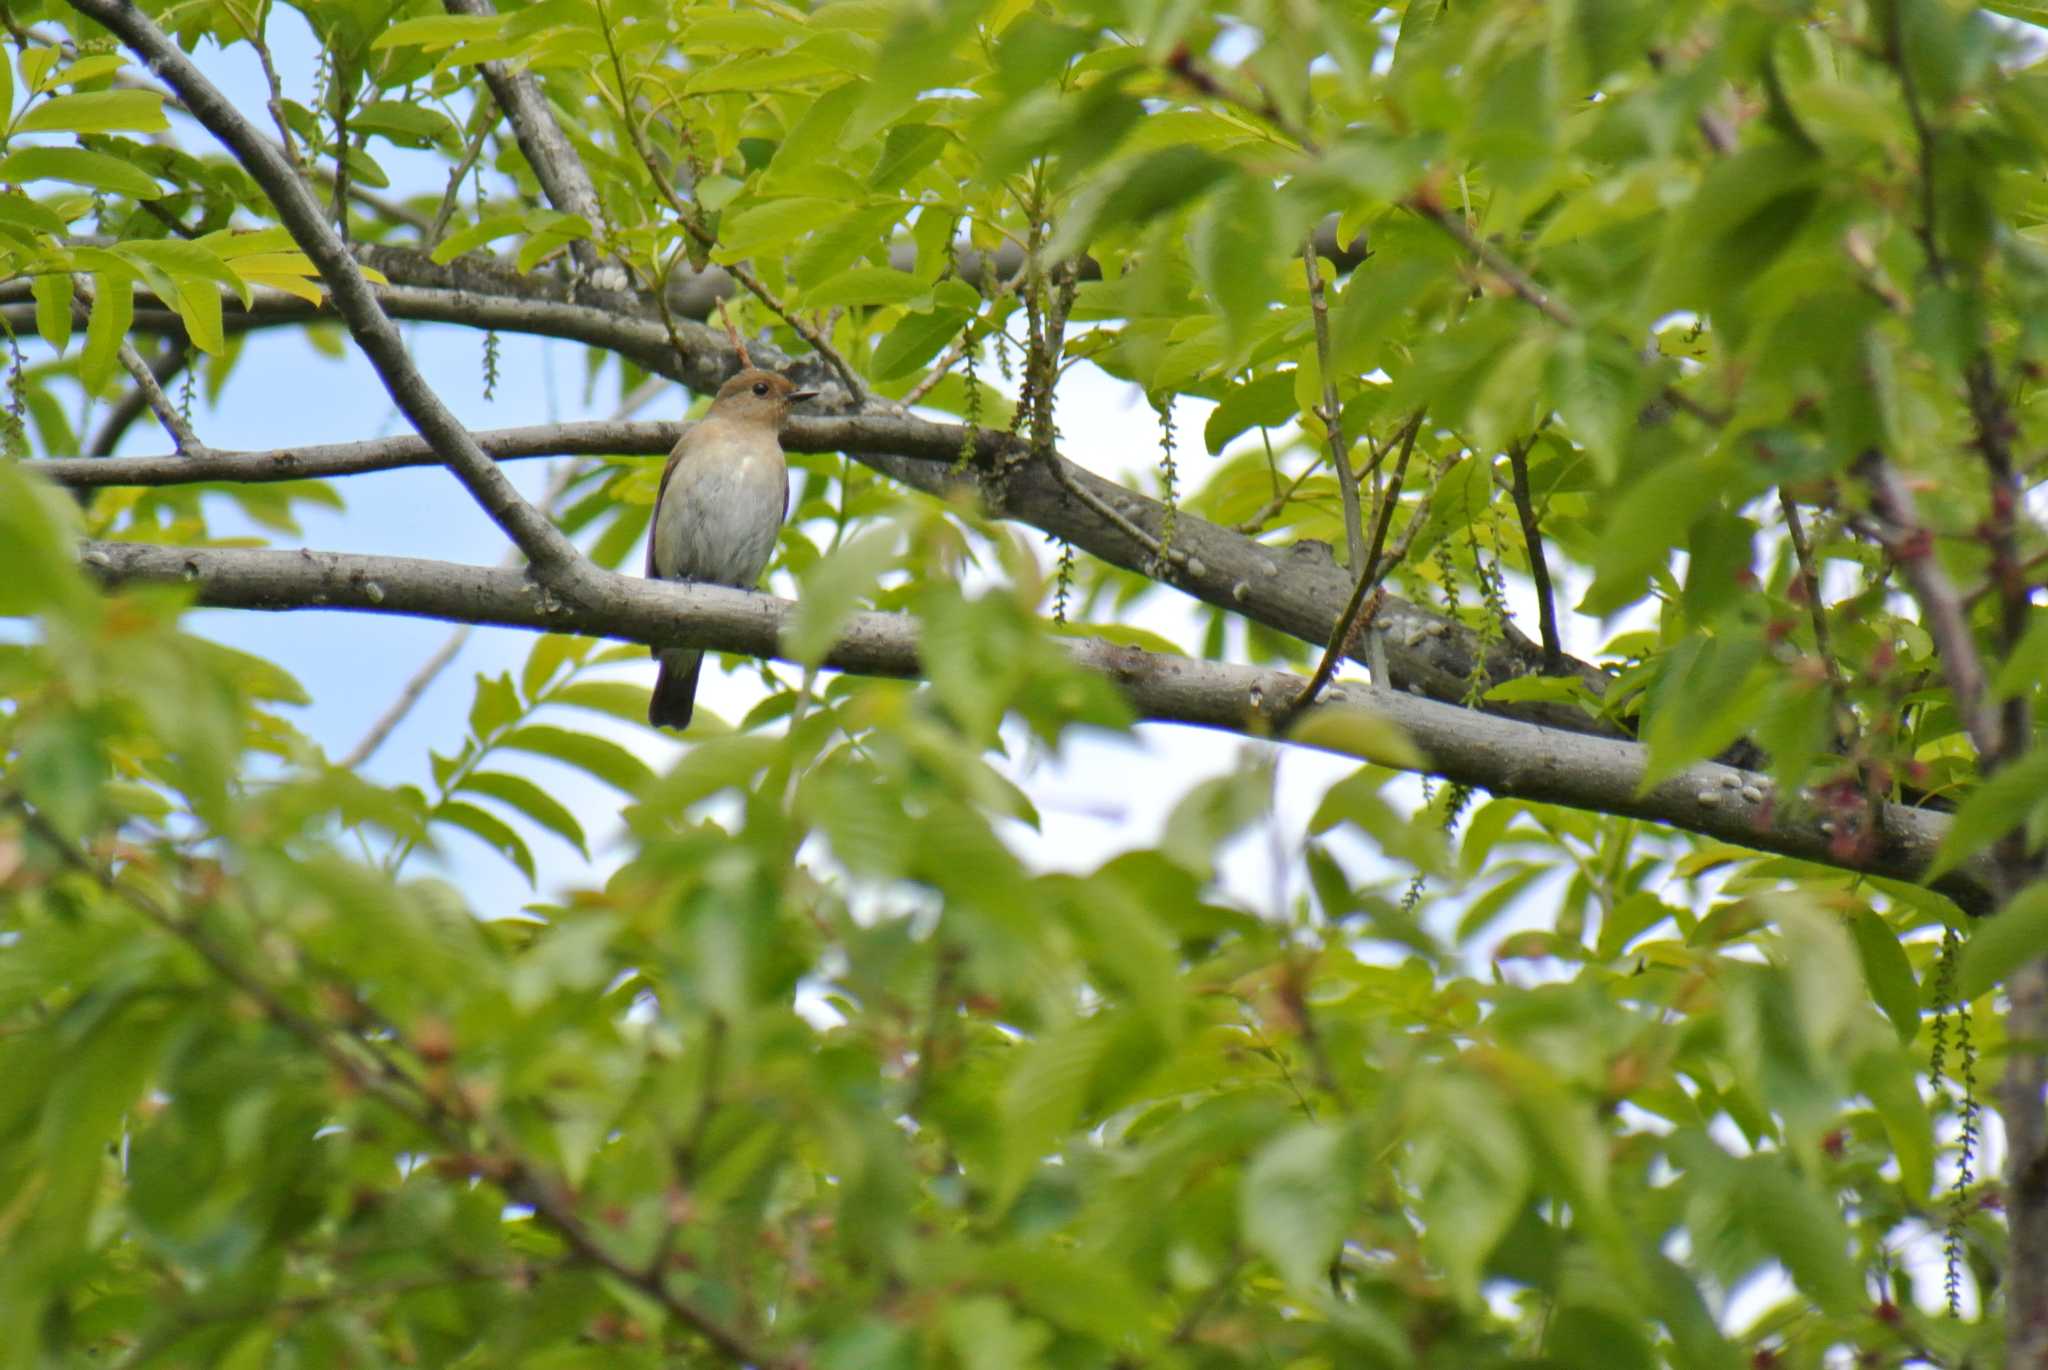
[647,444,685,579]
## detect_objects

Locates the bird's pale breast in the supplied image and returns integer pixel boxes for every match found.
[650,421,788,589]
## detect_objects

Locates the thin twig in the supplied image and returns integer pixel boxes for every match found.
[596,6,865,403]
[1778,489,1848,702]
[424,117,492,250]
[88,337,189,456]
[1232,449,1328,535]
[15,799,789,1369]
[1286,412,1423,718]
[72,278,207,455]
[1506,431,1562,673]
[1303,229,1364,570]
[1405,196,1579,330]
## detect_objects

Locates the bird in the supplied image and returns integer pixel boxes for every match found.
[646,367,815,730]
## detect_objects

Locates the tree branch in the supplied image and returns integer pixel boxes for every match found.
[75,538,1996,913]
[1507,431,1563,674]
[442,0,624,288]
[65,0,597,594]
[37,406,1613,736]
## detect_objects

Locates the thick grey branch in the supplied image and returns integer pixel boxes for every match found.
[76,540,1993,914]
[36,410,1609,737]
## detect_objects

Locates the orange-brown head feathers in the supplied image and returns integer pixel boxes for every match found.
[706,369,816,425]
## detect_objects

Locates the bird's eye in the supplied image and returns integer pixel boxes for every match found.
[752,381,770,397]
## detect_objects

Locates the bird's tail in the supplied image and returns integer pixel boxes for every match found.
[649,649,703,730]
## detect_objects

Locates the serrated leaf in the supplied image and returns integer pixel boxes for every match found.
[1289,706,1426,768]
[500,725,655,796]
[458,770,588,856]
[1848,911,1919,1046]
[430,212,526,265]
[434,800,537,885]
[468,671,522,740]
[1929,749,2048,879]
[370,13,502,47]
[545,680,654,723]
[30,272,73,354]
[785,522,902,667]
[1958,882,2048,1001]
[80,272,132,392]
[16,89,167,135]
[802,267,927,310]
[1242,1124,1356,1292]
[0,145,162,198]
[872,306,971,379]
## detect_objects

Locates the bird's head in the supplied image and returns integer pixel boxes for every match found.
[708,368,817,424]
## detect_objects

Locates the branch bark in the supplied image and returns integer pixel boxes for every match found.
[75,539,1996,914]
[65,0,597,595]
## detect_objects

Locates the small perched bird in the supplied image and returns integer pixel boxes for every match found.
[647,368,814,730]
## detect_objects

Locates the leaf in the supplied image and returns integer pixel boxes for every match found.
[434,800,537,885]
[80,273,132,392]
[1203,370,1298,455]
[16,89,168,135]
[1848,911,1919,1046]
[1192,173,1279,361]
[1288,707,1426,769]
[1241,1123,1357,1291]
[468,671,522,740]
[499,725,655,796]
[785,522,902,667]
[717,197,841,260]
[1049,145,1233,257]
[1928,748,2048,879]
[458,771,589,857]
[544,680,653,723]
[0,145,162,198]
[802,267,929,310]
[430,212,527,265]
[1958,882,2048,1002]
[30,272,73,354]
[370,13,502,48]
[872,305,972,379]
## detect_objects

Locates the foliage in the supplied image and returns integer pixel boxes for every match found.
[2,0,2047,1366]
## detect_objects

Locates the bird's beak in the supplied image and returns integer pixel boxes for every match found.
[789,390,818,404]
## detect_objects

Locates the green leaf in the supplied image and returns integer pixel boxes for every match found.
[520,633,594,699]
[30,272,73,354]
[872,305,971,380]
[1192,174,1279,361]
[499,725,655,796]
[802,267,928,310]
[544,680,654,723]
[717,196,841,259]
[1288,707,1427,769]
[1241,1123,1357,1292]
[1958,882,2048,1002]
[468,671,522,740]
[0,145,163,198]
[15,89,168,134]
[1928,748,2048,879]
[785,522,902,667]
[1848,911,1920,1046]
[1049,145,1234,257]
[430,212,527,265]
[1853,1049,1934,1202]
[370,13,502,48]
[458,770,589,857]
[351,101,459,150]
[80,272,133,393]
[434,800,537,885]
[1203,370,1298,455]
